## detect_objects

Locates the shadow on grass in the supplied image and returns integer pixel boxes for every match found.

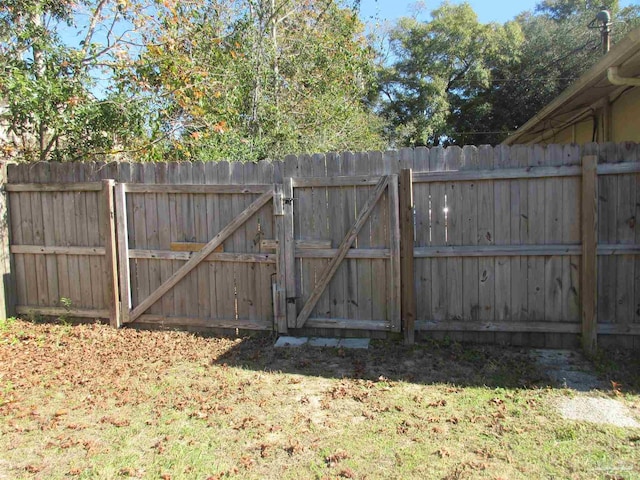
[212,334,560,391]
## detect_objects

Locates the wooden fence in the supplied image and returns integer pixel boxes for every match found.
[1,143,639,350]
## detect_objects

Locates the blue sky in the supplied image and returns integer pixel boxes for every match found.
[358,0,636,25]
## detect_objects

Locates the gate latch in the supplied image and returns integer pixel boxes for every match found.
[286,297,297,304]
[283,197,295,205]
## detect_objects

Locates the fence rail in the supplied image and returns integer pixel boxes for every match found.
[0,142,639,351]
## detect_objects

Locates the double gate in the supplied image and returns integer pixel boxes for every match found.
[114,174,401,333]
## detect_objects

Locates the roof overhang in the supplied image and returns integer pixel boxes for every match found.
[503,26,640,145]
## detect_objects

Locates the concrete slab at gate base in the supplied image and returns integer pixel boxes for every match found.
[275,336,369,349]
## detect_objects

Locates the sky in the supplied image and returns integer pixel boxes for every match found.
[358,0,636,25]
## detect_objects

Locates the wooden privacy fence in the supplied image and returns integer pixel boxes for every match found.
[1,143,640,351]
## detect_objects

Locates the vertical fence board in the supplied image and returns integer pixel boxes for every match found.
[341,153,358,321]
[494,146,511,324]
[527,146,546,321]
[544,146,564,333]
[29,166,48,306]
[370,151,388,323]
[326,153,346,320]
[144,162,162,316]
[477,146,495,325]
[216,162,236,322]
[461,146,479,323]
[283,157,297,327]
[191,161,209,320]
[598,143,617,324]
[0,163,15,318]
[445,147,463,321]
[203,162,220,322]
[243,162,259,324]
[582,154,598,354]
[413,148,431,322]
[355,152,373,321]
[430,147,446,321]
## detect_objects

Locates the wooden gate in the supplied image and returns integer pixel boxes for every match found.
[282,174,401,331]
[115,182,284,331]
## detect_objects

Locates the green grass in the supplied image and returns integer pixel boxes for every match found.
[0,319,638,479]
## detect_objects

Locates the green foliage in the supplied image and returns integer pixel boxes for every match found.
[378,2,523,146]
[377,0,640,147]
[132,0,384,161]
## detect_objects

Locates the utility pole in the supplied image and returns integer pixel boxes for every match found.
[589,8,612,54]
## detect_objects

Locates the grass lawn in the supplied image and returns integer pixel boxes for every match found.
[0,318,639,479]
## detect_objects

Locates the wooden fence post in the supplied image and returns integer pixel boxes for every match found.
[102,180,121,328]
[0,162,16,320]
[400,169,416,344]
[581,155,598,354]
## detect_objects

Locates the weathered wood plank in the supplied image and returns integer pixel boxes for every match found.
[192,161,211,321]
[62,164,81,308]
[527,146,545,320]
[257,160,276,328]
[283,172,297,328]
[311,154,331,319]
[123,184,273,194]
[354,152,373,323]
[445,146,464,321]
[102,180,120,327]
[429,147,447,322]
[370,152,388,325]
[82,163,103,313]
[6,183,103,192]
[16,305,109,319]
[180,162,197,318]
[10,245,106,255]
[296,176,389,327]
[115,182,131,324]
[477,146,495,323]
[598,143,617,324]
[562,145,581,324]
[155,162,174,318]
[412,165,582,183]
[388,173,401,333]
[291,175,384,187]
[28,169,48,307]
[215,162,236,323]
[261,239,332,250]
[241,161,259,325]
[128,189,274,323]
[400,167,416,343]
[413,147,431,322]
[581,154,598,354]
[416,320,581,333]
[341,153,358,321]
[135,315,270,331]
[494,145,511,323]
[208,162,224,319]
[326,153,346,320]
[461,146,480,322]
[544,145,564,330]
[0,163,16,319]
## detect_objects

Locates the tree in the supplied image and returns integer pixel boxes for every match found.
[377,0,640,147]
[377,2,522,147]
[0,0,155,161]
[127,0,384,161]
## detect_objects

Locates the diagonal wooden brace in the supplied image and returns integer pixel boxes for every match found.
[295,176,389,327]
[127,189,274,323]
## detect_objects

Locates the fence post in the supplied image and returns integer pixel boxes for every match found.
[0,162,16,320]
[400,168,416,344]
[581,155,598,354]
[102,179,121,328]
